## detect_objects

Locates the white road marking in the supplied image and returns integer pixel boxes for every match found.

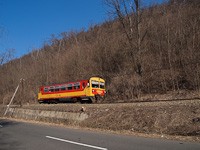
[46,135,108,150]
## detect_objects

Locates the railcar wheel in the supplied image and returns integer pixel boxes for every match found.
[95,95,102,103]
[89,97,97,103]
[72,98,78,103]
[88,99,93,103]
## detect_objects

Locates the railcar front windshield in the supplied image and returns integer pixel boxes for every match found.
[100,82,105,89]
[91,80,105,89]
[91,81,99,88]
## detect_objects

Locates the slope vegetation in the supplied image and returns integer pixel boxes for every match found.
[0,1,199,104]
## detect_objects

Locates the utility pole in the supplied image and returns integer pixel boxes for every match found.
[4,78,25,116]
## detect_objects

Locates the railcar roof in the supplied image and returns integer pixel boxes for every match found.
[40,79,89,88]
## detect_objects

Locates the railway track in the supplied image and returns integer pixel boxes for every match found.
[1,97,199,109]
[122,97,200,104]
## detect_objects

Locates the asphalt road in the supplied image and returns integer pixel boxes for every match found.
[0,119,199,150]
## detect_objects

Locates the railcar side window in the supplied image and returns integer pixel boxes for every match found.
[67,84,73,90]
[74,82,80,89]
[61,86,66,91]
[49,87,55,92]
[44,87,48,92]
[55,86,60,92]
[92,81,99,88]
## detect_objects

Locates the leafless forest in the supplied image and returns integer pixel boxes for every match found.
[0,0,199,104]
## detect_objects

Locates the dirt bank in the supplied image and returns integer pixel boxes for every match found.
[1,100,200,142]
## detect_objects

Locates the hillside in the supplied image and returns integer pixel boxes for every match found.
[0,0,200,104]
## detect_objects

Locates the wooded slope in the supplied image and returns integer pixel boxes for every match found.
[0,1,199,104]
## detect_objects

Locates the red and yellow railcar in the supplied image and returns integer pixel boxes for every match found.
[38,77,106,103]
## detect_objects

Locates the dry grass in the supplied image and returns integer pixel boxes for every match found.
[1,99,200,142]
[23,100,200,139]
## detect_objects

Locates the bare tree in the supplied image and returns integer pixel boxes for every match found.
[0,49,15,65]
[105,0,147,76]
[104,0,150,98]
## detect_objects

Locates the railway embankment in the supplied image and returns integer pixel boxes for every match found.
[1,100,200,142]
[0,106,88,125]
